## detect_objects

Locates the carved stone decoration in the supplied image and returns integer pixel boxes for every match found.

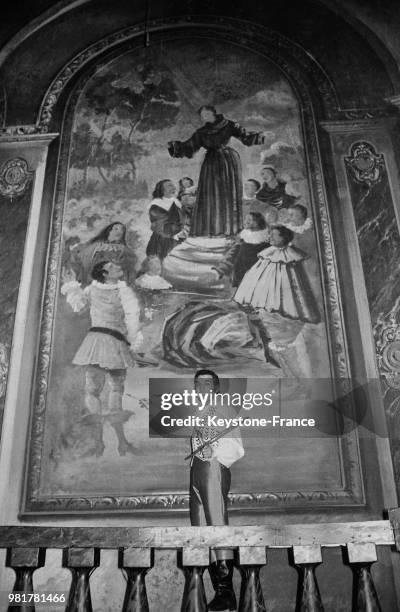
[344,141,385,186]
[344,108,395,120]
[374,300,400,389]
[0,342,9,398]
[0,125,40,137]
[0,158,33,200]
[380,329,400,389]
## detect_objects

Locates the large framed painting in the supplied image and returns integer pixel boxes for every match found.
[21,37,364,516]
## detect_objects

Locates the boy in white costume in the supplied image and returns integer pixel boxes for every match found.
[61,261,143,456]
[189,369,244,611]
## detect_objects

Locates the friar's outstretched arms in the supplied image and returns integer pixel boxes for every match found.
[231,121,265,146]
[168,131,202,159]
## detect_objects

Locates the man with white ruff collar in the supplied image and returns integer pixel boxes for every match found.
[61,261,143,456]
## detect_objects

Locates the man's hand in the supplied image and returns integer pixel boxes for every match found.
[261,130,275,144]
[167,141,175,157]
[61,267,76,284]
[210,266,224,279]
[174,229,188,241]
[202,445,213,459]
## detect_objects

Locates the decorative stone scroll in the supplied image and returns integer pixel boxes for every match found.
[0,124,39,137]
[344,141,385,187]
[374,299,400,390]
[0,157,33,201]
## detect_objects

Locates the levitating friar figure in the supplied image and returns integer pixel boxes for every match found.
[188,369,244,611]
[168,105,265,237]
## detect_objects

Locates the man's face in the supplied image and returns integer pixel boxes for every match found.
[288,207,306,226]
[163,181,176,197]
[181,178,193,189]
[270,228,286,247]
[195,375,215,394]
[200,109,216,124]
[261,168,275,183]
[108,223,124,242]
[244,180,258,198]
[104,262,124,281]
[244,214,258,230]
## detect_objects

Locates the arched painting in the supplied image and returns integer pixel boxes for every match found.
[22,38,364,515]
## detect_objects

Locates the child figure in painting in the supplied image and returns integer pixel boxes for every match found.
[234,225,320,323]
[212,212,270,288]
[178,176,197,203]
[61,261,143,457]
[281,203,315,256]
[283,203,313,234]
[178,176,197,229]
[256,165,297,210]
[243,178,279,226]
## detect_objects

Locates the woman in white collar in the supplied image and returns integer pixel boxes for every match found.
[145,179,186,260]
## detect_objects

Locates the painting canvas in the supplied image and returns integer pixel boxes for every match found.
[22,38,364,515]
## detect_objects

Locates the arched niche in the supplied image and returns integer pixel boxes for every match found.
[0,2,398,126]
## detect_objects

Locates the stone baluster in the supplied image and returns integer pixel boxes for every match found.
[119,547,154,612]
[6,547,46,612]
[62,548,100,612]
[347,543,382,612]
[293,545,324,612]
[238,546,267,612]
[179,547,209,612]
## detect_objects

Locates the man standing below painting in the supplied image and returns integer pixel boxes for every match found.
[188,369,244,611]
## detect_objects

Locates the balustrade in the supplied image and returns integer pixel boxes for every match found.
[0,518,398,611]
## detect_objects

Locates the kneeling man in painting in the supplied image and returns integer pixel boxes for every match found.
[189,369,244,611]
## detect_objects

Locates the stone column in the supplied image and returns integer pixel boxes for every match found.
[0,127,59,523]
[320,117,399,510]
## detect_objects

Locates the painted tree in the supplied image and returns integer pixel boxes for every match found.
[70,122,96,183]
[73,63,180,184]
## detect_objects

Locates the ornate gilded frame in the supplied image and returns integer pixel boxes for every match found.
[21,17,366,515]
